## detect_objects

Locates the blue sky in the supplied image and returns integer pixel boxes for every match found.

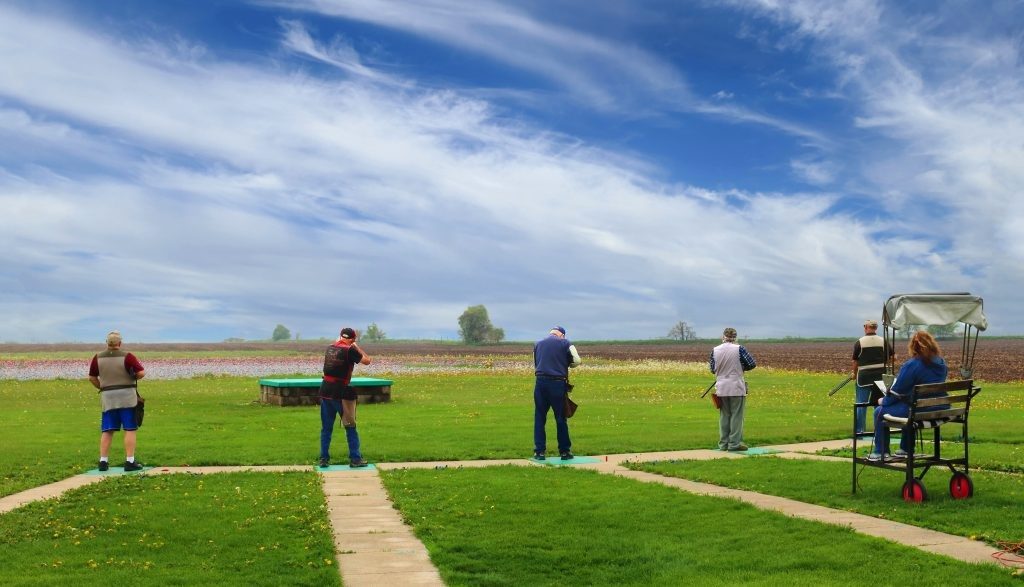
[1,0,1022,342]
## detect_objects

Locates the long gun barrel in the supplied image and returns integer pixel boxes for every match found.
[700,380,716,398]
[828,375,855,397]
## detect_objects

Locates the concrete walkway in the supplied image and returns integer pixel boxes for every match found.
[0,440,1015,580]
[0,474,106,514]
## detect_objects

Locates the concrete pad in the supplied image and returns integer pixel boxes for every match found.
[765,439,853,453]
[377,459,529,470]
[0,475,105,514]
[606,449,741,464]
[84,466,154,475]
[341,570,444,587]
[920,541,1002,564]
[339,551,435,573]
[146,465,309,475]
[533,456,602,466]
[772,452,847,462]
[335,535,427,552]
[316,464,378,472]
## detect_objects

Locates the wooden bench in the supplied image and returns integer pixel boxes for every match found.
[258,377,394,406]
[852,379,980,502]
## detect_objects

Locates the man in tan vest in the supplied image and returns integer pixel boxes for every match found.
[88,331,146,472]
[710,327,757,451]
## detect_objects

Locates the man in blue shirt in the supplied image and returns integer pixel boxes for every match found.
[533,326,582,460]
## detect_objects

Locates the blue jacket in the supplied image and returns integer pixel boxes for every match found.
[882,356,947,407]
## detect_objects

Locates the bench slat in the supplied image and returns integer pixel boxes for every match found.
[913,380,973,394]
[910,407,966,421]
[915,394,969,408]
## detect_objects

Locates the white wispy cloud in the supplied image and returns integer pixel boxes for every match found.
[725,0,1024,327]
[262,0,833,144]
[0,2,1019,341]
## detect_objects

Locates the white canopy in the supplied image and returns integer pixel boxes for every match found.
[883,293,987,331]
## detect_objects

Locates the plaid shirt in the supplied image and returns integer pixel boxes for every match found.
[709,345,756,373]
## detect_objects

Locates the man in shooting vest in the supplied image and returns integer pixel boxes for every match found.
[88,330,145,472]
[319,327,372,468]
[710,327,756,451]
[532,326,582,460]
[851,319,893,435]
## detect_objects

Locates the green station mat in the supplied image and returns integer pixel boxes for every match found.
[533,456,602,466]
[258,377,394,387]
[315,464,378,472]
[736,448,782,455]
[85,466,155,476]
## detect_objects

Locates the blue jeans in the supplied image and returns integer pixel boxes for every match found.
[320,399,361,461]
[534,378,571,454]
[873,402,914,454]
[854,384,872,433]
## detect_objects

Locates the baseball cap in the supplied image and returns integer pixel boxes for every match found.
[340,327,356,339]
[863,319,878,328]
[722,327,737,340]
[552,326,566,336]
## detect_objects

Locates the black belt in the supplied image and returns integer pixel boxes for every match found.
[536,374,567,380]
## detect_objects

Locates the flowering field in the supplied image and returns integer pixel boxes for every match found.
[2,338,1022,381]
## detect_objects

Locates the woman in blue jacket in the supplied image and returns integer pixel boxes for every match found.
[868,330,947,461]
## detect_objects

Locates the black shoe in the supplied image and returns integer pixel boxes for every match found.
[349,459,369,468]
[533,452,546,461]
[318,458,330,468]
[98,461,109,472]
[560,452,574,460]
[123,461,143,472]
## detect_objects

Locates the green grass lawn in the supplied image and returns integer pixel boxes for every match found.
[0,471,339,586]
[820,441,1024,474]
[380,466,1021,586]
[631,457,1024,547]
[3,370,1022,497]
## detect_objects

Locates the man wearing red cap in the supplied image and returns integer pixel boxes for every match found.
[319,327,372,468]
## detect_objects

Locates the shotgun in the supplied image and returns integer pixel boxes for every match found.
[700,380,716,398]
[827,375,854,397]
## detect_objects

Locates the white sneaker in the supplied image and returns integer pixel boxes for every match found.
[866,453,883,462]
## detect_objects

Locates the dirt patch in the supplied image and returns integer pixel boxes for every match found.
[2,339,1021,382]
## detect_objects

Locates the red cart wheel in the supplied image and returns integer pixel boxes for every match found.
[901,479,928,503]
[949,472,974,499]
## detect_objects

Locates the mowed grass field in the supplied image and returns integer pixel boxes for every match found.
[3,362,1023,585]
[3,368,1023,496]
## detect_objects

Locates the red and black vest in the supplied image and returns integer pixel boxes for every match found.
[323,342,356,384]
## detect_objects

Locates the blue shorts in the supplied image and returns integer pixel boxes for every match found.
[101,407,138,432]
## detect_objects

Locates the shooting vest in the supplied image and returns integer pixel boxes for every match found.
[855,334,887,386]
[712,342,748,397]
[323,342,356,384]
[96,349,138,412]
[534,335,573,378]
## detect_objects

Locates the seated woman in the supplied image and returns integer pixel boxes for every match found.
[868,330,948,461]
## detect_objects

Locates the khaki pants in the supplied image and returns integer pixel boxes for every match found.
[718,395,746,450]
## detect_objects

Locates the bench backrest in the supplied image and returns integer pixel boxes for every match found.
[909,379,975,422]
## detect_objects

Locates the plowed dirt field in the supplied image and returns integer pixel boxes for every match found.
[3,339,1022,382]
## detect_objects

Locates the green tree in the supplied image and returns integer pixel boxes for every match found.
[458,305,502,345]
[927,323,959,339]
[364,322,386,342]
[667,321,697,341]
[486,327,505,343]
[271,324,291,341]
